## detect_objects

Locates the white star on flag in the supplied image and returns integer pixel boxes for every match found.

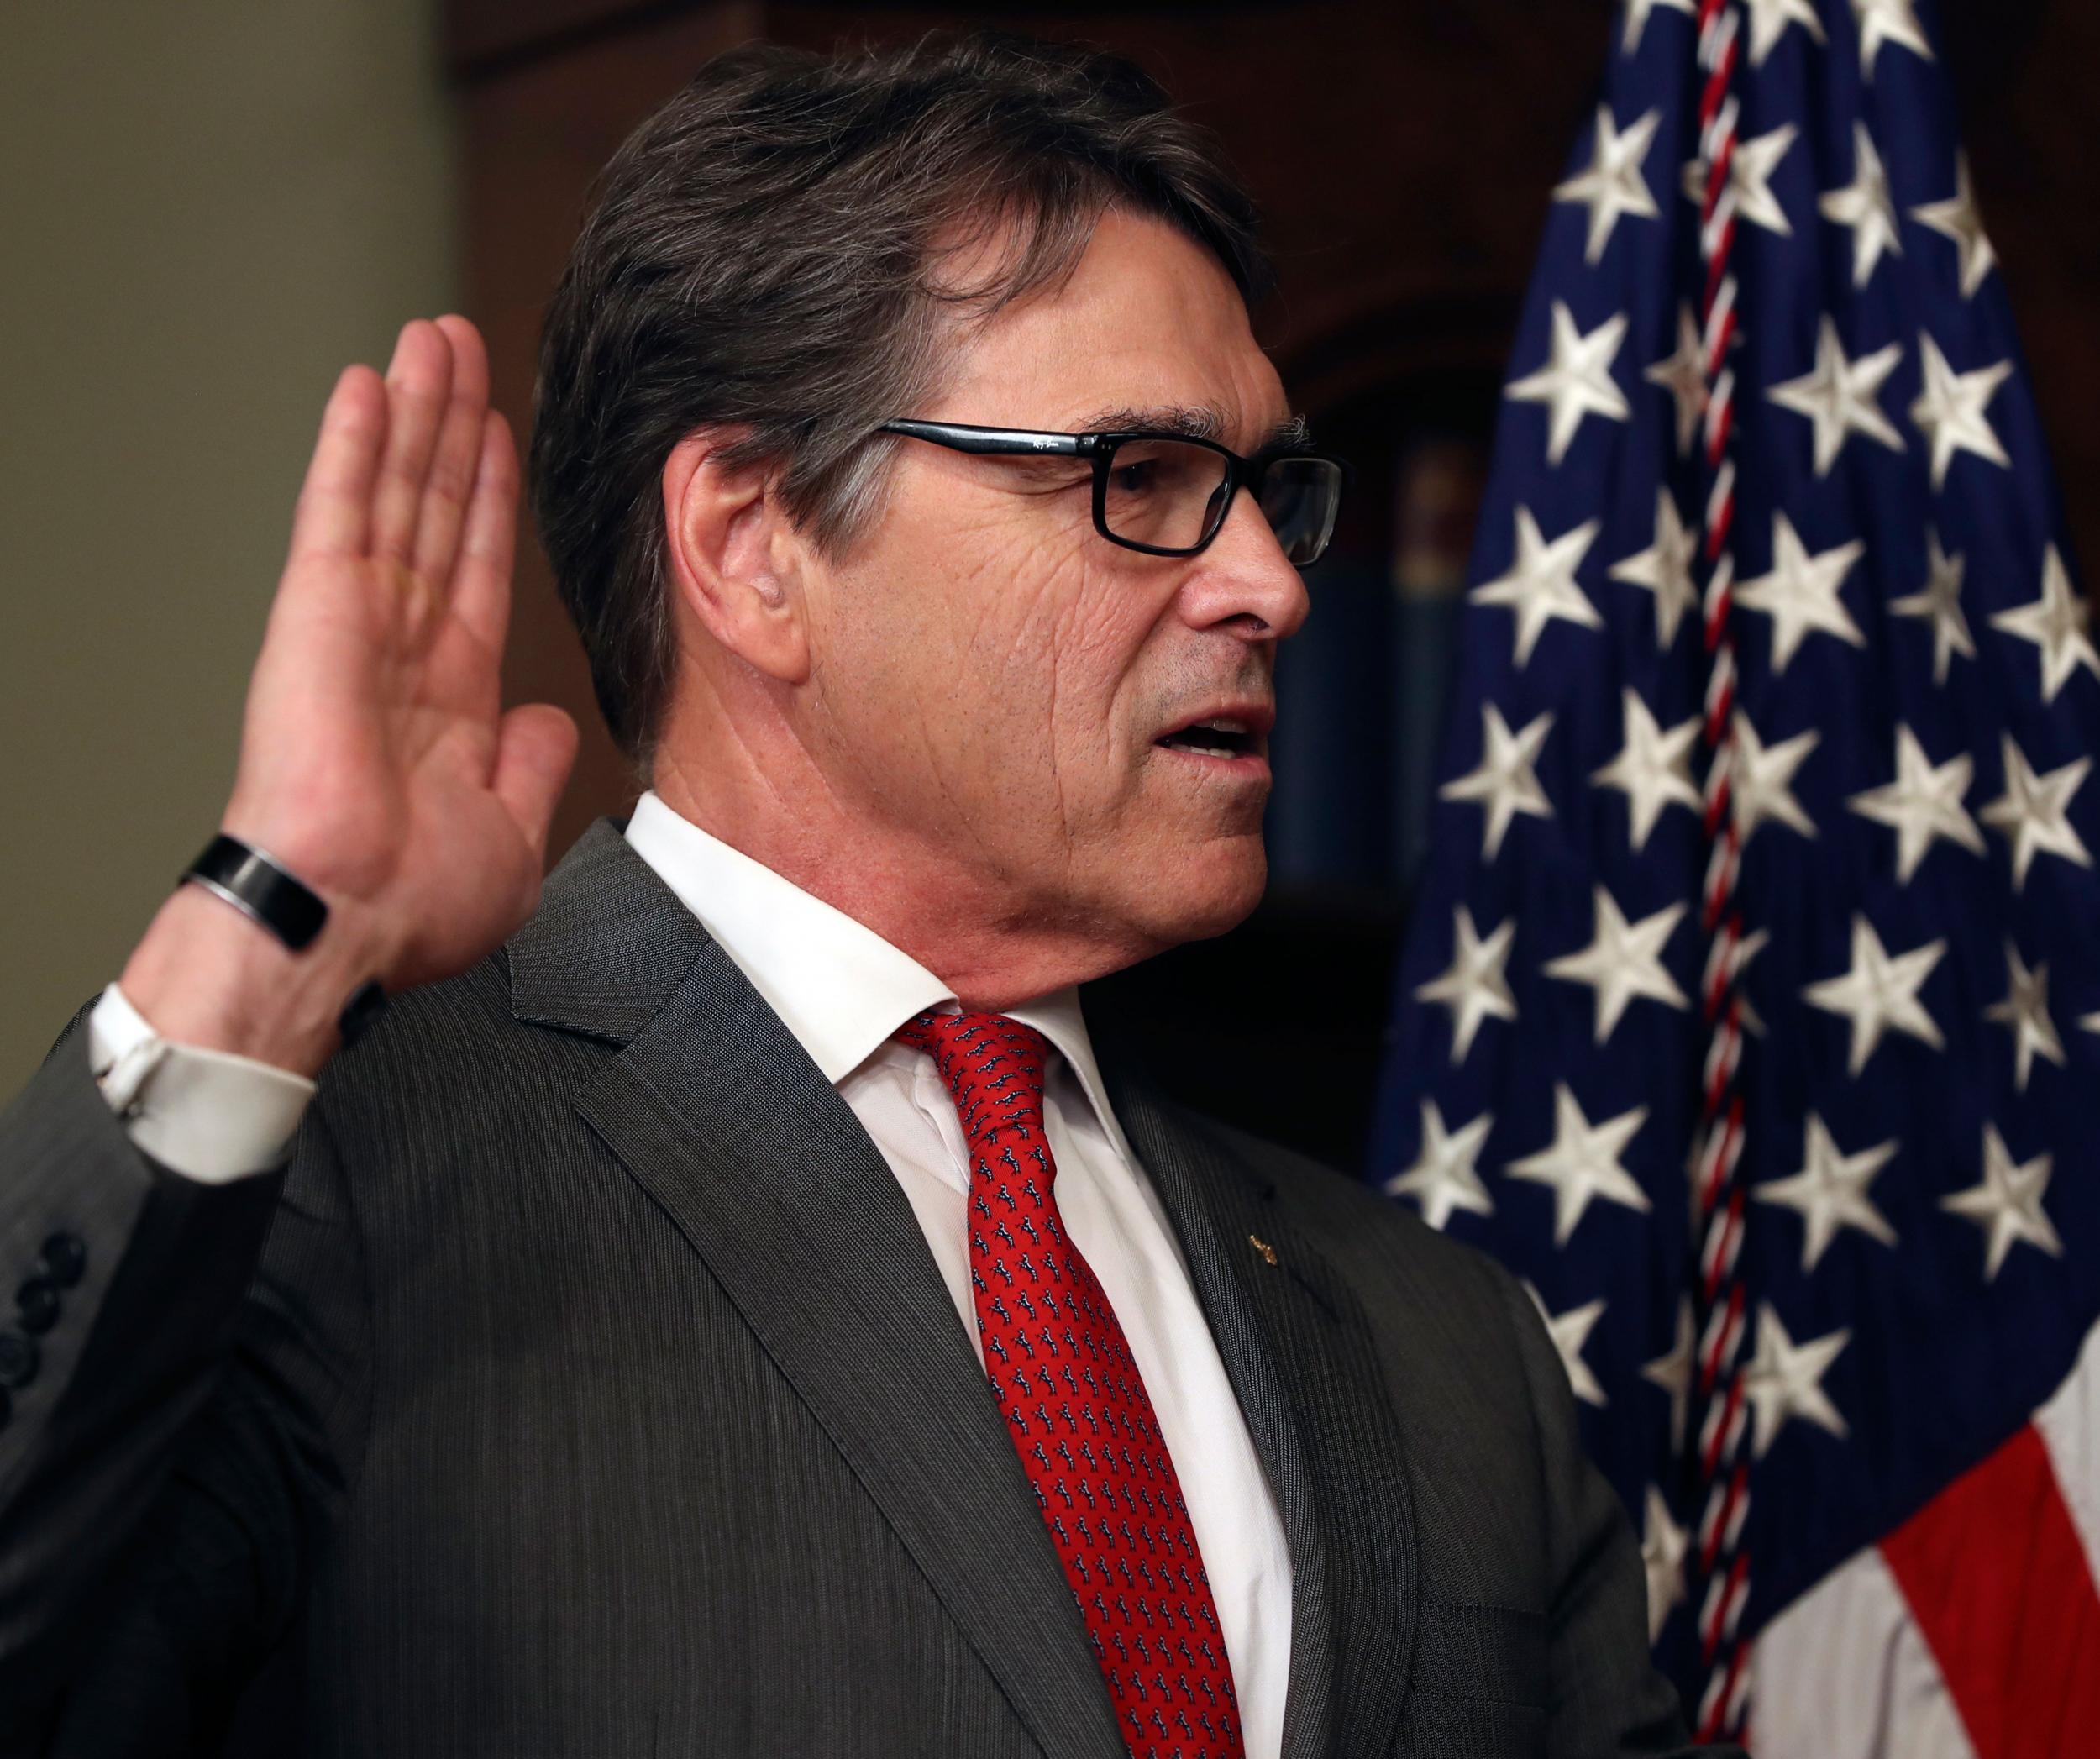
[1609,490,1700,649]
[1384,1099,1496,1231]
[1545,885,1690,1044]
[1910,333,2013,491]
[1890,530,1976,685]
[1851,0,1935,78]
[1440,702,1556,859]
[1525,1284,1610,1408]
[1735,513,1867,674]
[1744,1304,1851,1458]
[1989,545,2100,705]
[1642,1297,1696,1452]
[1754,1114,1899,1273]
[1620,0,1695,54]
[1646,305,1709,458]
[1982,942,2066,1094]
[1593,688,1701,853]
[1730,713,1821,847]
[1507,1083,1652,1246]
[1766,318,1904,475]
[1979,734,2092,891]
[1802,913,1947,1076]
[1912,154,1997,297]
[1846,723,1984,885]
[1683,123,1798,237]
[1555,106,1663,265]
[1505,302,1633,465]
[1818,123,1903,286]
[1741,0,1825,66]
[1940,1125,2064,1282]
[1641,1485,1690,1644]
[1415,906,1519,1063]
[1470,507,1604,667]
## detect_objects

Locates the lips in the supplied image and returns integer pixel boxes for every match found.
[1152,704,1275,762]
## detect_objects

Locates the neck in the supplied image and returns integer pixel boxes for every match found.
[648,698,1158,1012]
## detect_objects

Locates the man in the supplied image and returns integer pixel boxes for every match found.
[0,33,1725,1759]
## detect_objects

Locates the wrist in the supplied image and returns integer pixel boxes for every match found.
[119,883,386,1079]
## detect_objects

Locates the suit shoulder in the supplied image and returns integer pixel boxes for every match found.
[327,948,512,1063]
[308,947,604,1137]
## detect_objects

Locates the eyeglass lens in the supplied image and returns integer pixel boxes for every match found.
[1257,456,1344,565]
[1100,438,1341,564]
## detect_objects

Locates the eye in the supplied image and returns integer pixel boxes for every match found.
[1109,458,1162,497]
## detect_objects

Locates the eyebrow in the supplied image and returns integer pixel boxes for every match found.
[1076,405,1312,450]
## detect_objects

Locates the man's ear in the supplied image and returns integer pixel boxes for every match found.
[660,431,811,685]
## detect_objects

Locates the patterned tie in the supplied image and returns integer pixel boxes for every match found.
[896,1010,1246,1759]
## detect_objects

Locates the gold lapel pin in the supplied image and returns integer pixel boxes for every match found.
[1247,1233,1278,1266]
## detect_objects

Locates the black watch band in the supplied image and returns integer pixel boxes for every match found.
[182,834,328,949]
[180,834,389,1045]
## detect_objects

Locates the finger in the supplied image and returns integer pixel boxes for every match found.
[452,409,518,657]
[410,315,492,588]
[286,365,387,562]
[491,702,580,864]
[368,319,456,565]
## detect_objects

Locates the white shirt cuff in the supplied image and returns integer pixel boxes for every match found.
[86,981,318,1183]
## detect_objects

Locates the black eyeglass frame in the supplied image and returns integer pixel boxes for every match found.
[874,417,1351,564]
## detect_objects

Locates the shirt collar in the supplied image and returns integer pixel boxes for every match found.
[1002,987,1138,1168]
[622,793,1133,1157]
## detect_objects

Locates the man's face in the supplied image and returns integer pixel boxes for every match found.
[800,208,1310,966]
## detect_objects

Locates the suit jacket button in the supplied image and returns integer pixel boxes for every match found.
[41,1233,87,1289]
[16,1279,60,1336]
[0,1330,39,1390]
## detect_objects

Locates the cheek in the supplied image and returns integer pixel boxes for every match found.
[819,493,1167,839]
[1024,558,1165,793]
[957,526,1139,718]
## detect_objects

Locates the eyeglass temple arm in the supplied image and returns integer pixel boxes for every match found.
[877,419,1096,458]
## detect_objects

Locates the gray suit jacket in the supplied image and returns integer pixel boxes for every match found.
[0,817,1726,1757]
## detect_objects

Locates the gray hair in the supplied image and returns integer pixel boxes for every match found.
[528,29,1268,778]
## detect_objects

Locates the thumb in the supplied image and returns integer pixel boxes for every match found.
[491,701,580,863]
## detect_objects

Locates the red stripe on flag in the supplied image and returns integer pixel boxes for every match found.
[1882,1422,2100,1759]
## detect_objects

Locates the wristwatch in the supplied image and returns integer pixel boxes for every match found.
[181,833,388,1045]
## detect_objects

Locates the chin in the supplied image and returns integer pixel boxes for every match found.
[1133,835,1268,951]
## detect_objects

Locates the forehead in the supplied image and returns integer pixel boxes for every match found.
[933,207,1289,449]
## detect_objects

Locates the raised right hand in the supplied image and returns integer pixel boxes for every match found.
[119,317,579,1074]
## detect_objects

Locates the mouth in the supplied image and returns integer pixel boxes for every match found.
[1152,706,1274,773]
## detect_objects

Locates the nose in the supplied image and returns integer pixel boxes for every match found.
[1174,486,1312,643]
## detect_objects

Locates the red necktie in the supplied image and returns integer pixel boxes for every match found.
[897,1010,1246,1759]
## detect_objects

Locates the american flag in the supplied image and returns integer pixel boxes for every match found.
[1366,1,2100,1752]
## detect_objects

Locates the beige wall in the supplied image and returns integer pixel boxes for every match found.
[1,2,456,1087]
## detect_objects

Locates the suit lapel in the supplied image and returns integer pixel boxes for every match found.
[512,822,1124,1759]
[1099,1042,1421,1759]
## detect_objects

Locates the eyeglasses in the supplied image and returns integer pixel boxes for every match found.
[874,418,1349,566]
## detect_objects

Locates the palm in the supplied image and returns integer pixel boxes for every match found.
[224,318,576,992]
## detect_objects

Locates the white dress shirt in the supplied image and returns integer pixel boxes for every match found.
[88,790,1294,1756]
[86,978,316,1181]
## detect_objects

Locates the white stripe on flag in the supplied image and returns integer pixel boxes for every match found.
[1752,1546,1976,1759]
[2033,1314,2100,1589]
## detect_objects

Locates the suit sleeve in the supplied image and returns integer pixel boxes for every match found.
[0,1002,369,1748]
[1498,1271,1745,1759]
